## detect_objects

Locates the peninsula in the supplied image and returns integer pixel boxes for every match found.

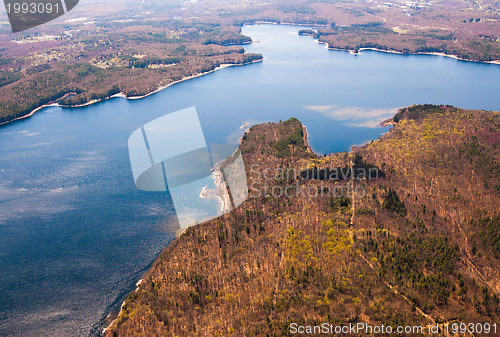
[106,105,499,336]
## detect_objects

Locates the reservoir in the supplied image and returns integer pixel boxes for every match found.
[0,24,499,337]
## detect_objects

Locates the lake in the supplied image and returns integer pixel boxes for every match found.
[0,24,498,337]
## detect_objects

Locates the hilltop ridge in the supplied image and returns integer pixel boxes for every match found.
[105,105,499,336]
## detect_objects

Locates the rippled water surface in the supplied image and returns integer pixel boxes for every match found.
[0,24,499,337]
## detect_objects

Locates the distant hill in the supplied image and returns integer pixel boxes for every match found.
[105,105,499,336]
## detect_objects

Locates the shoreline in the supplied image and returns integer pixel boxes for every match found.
[103,146,241,336]
[10,60,262,337]
[380,118,397,127]
[0,59,263,127]
[199,168,231,215]
[326,45,500,65]
[106,120,316,332]
[3,24,498,127]
[297,29,500,65]
[8,22,495,334]
[302,125,314,154]
[307,34,500,65]
[102,278,144,335]
[249,21,330,28]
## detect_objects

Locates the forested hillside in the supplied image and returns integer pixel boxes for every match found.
[105,105,499,336]
[1,0,498,124]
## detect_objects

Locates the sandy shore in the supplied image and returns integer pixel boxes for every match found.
[303,35,500,65]
[302,30,500,65]
[0,59,263,127]
[356,48,500,65]
[380,118,397,127]
[323,45,500,65]
[0,103,59,126]
[0,91,81,126]
[199,168,231,214]
[302,125,314,154]
[249,21,329,28]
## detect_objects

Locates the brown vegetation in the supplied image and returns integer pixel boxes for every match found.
[106,105,499,336]
[1,0,498,124]
[303,22,500,62]
[0,21,262,123]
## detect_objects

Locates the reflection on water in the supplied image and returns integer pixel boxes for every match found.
[0,24,499,337]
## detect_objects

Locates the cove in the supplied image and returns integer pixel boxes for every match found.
[0,24,498,337]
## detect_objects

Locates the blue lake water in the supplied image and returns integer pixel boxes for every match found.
[0,24,499,336]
